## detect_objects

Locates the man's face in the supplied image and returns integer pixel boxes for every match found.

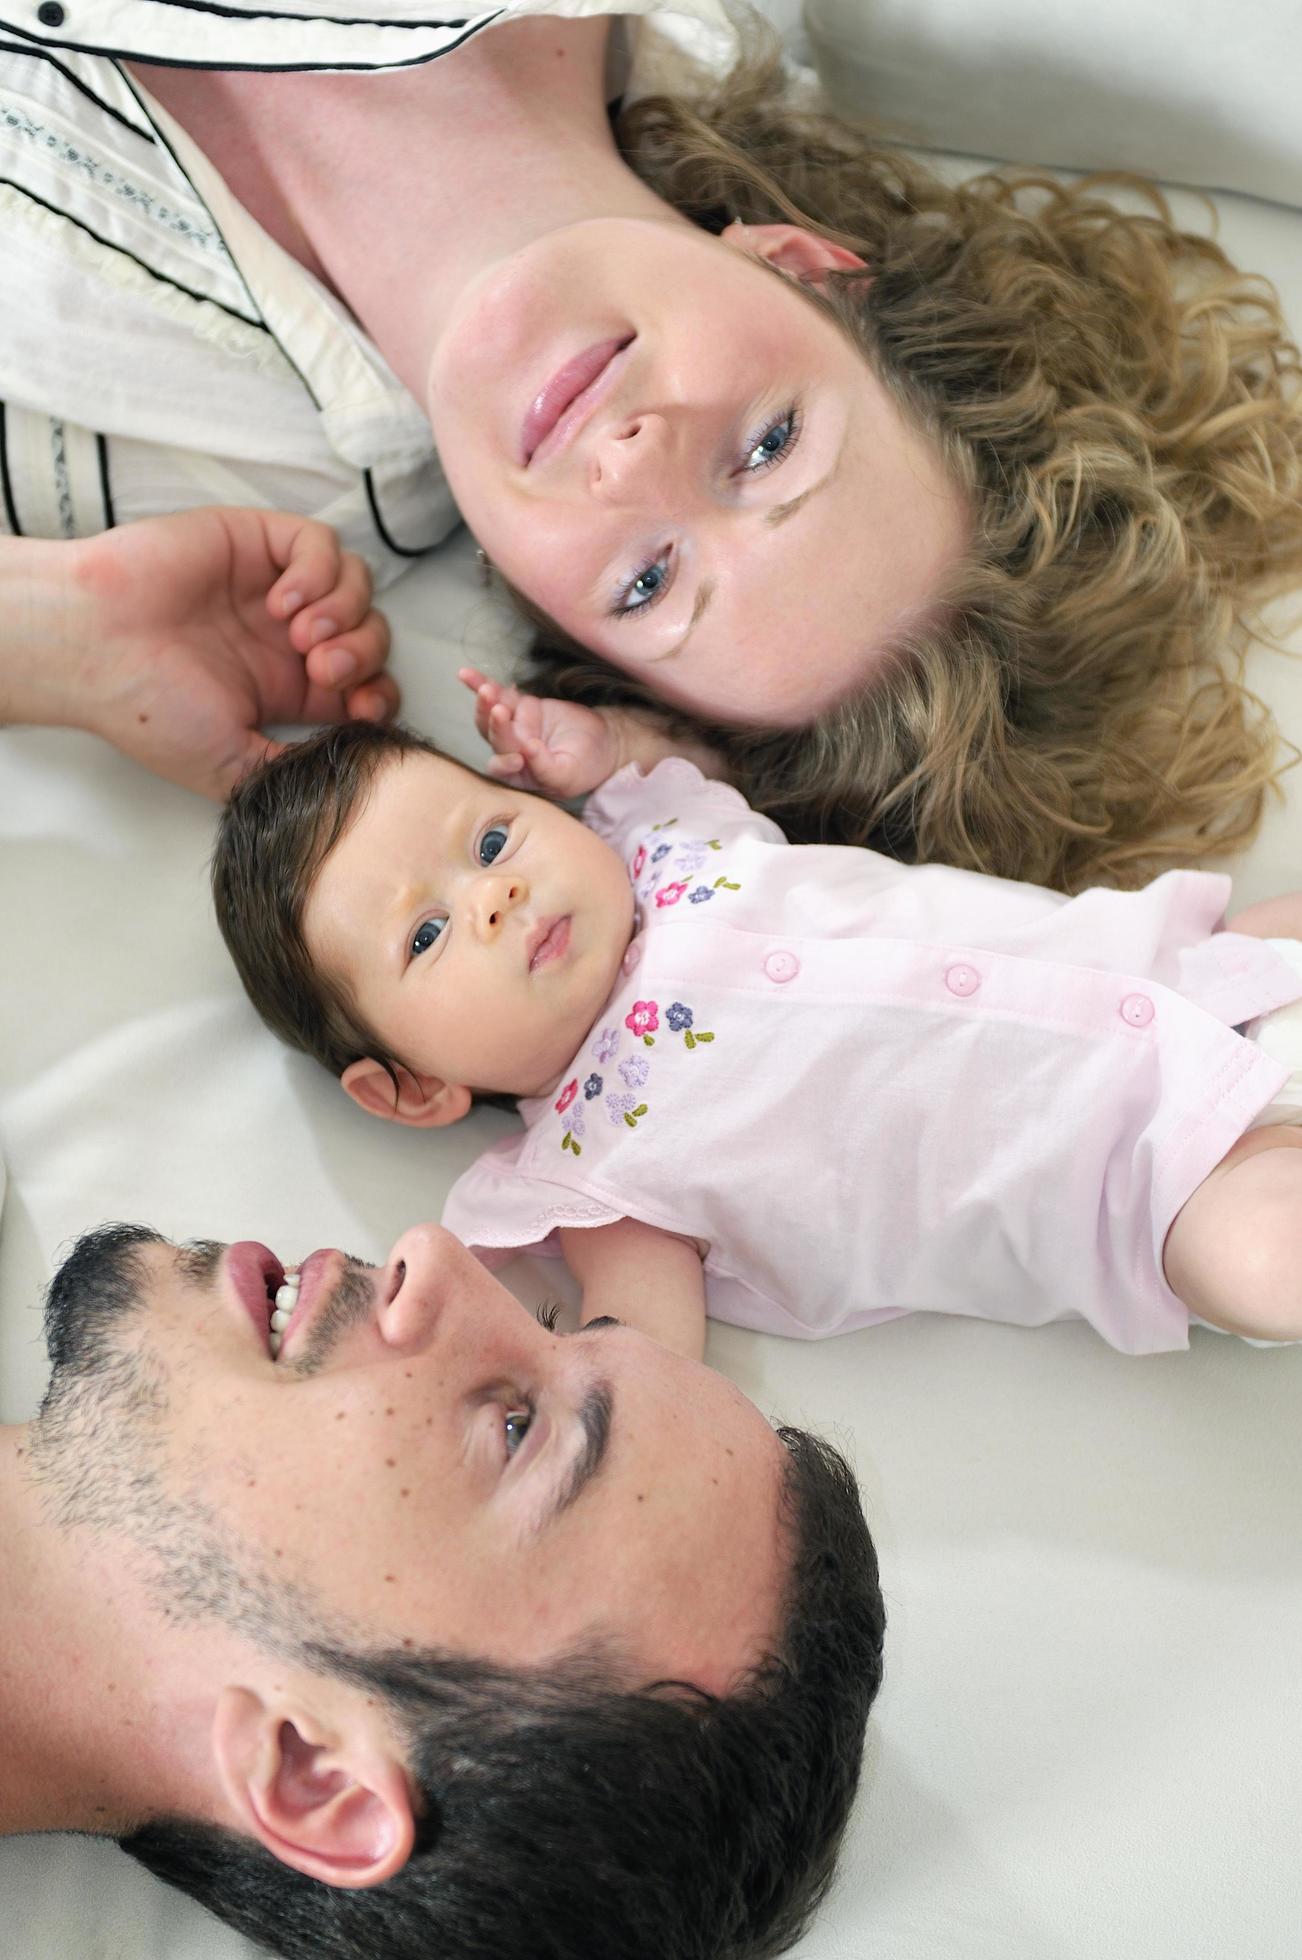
[37,1224,787,1693]
[304,753,635,1099]
[427,218,968,724]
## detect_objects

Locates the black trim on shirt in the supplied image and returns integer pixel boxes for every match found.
[3,10,500,70]
[0,38,157,141]
[363,467,438,559]
[49,2,473,30]
[95,431,115,528]
[0,402,23,534]
[0,175,268,330]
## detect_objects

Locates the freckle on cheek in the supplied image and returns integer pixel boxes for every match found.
[385,1458,396,1469]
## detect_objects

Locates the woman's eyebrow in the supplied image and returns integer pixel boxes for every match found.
[648,578,716,666]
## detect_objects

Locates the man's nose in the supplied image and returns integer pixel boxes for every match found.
[589,410,676,507]
[472,869,529,939]
[376,1224,535,1357]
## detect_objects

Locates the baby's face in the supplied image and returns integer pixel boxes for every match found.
[304,752,635,1099]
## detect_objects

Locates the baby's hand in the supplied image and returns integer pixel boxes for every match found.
[458,667,620,798]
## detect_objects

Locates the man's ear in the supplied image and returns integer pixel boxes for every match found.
[719,219,868,285]
[340,1056,472,1129]
[212,1687,416,1891]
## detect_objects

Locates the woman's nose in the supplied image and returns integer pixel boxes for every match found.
[589,411,675,506]
[472,870,528,938]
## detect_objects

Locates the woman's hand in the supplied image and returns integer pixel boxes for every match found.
[65,508,395,799]
[458,665,619,797]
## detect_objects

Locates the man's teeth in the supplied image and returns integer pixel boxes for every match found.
[269,1267,301,1356]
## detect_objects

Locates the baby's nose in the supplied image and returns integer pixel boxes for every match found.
[481,874,528,931]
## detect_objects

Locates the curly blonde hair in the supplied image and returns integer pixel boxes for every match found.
[517,30,1302,890]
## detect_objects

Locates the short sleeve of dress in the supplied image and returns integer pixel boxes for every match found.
[442,1133,627,1269]
[582,759,786,862]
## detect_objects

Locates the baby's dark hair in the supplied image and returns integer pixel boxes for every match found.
[214,721,463,1089]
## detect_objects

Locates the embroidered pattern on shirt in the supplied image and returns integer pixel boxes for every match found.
[1,99,231,257]
[629,815,742,907]
[554,999,716,1155]
[49,419,74,537]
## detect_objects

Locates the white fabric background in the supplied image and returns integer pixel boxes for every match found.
[3,15,1302,1957]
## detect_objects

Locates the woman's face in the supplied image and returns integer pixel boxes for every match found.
[426,217,968,725]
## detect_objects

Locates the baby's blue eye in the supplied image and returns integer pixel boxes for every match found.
[504,1405,533,1456]
[479,824,510,865]
[410,917,447,958]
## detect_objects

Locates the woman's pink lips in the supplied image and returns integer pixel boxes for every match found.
[521,337,633,466]
[528,915,572,972]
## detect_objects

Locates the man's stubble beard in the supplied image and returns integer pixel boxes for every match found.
[26,1224,357,1656]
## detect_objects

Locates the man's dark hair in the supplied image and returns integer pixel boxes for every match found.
[122,1426,884,1960]
[213,721,469,1089]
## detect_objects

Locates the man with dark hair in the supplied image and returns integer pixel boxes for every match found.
[5,1219,884,1959]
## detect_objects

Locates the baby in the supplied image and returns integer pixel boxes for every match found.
[213,682,1302,1363]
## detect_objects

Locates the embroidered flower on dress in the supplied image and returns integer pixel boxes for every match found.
[656,882,688,908]
[606,1091,648,1130]
[689,886,714,904]
[625,1000,659,1038]
[618,1055,649,1090]
[666,1003,693,1032]
[554,1078,579,1115]
[631,844,647,878]
[584,1073,603,1100]
[592,1027,620,1064]
[651,842,672,863]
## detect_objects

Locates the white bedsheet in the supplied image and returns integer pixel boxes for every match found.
[3,174,1301,1960]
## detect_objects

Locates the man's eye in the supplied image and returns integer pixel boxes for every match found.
[503,1403,534,1456]
[410,917,447,958]
[479,824,510,865]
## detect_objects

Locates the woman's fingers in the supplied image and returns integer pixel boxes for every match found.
[305,606,392,689]
[264,514,348,620]
[287,548,375,656]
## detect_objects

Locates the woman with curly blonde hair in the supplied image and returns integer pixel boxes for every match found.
[3,3,1298,889]
[510,31,1302,891]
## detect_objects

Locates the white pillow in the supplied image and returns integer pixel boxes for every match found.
[803,0,1302,208]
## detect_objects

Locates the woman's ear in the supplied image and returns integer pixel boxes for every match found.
[212,1688,415,1890]
[720,219,868,284]
[340,1056,472,1129]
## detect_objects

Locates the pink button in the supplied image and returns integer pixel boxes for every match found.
[763,950,800,984]
[945,963,980,998]
[1120,992,1154,1027]
[621,939,642,974]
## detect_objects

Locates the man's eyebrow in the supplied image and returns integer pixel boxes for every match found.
[537,1377,614,1533]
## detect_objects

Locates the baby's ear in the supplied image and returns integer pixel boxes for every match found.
[340,1057,472,1129]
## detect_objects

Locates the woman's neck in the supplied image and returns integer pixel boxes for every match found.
[130,18,683,401]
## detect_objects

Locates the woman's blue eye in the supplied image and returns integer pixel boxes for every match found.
[410,917,447,958]
[743,406,800,473]
[504,1404,533,1456]
[616,556,671,618]
[479,824,510,865]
